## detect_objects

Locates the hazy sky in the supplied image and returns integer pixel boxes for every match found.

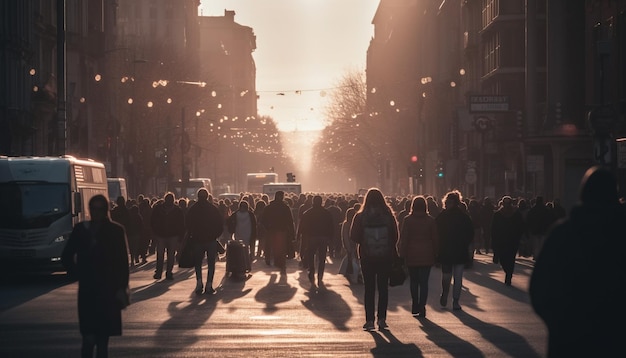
[199,0,379,132]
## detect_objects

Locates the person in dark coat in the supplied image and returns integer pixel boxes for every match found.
[529,166,626,357]
[479,197,495,255]
[127,205,144,265]
[350,188,399,331]
[491,196,525,285]
[260,191,295,275]
[62,194,130,358]
[186,188,224,295]
[150,192,185,280]
[526,196,553,259]
[397,196,438,317]
[435,190,474,311]
[297,195,334,289]
[137,195,153,259]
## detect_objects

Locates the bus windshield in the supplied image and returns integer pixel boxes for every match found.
[0,183,70,229]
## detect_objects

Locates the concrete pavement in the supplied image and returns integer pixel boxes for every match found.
[0,251,547,357]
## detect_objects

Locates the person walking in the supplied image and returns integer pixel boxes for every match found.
[491,196,525,285]
[530,166,626,357]
[127,205,144,266]
[350,188,399,331]
[339,206,361,284]
[226,200,257,261]
[526,196,553,260]
[137,195,153,260]
[260,190,295,275]
[185,188,224,295]
[297,195,334,289]
[150,192,185,281]
[61,195,130,358]
[436,190,474,311]
[397,196,438,317]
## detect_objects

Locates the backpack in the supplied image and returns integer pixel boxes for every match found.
[362,213,390,259]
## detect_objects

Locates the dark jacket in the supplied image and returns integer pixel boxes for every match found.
[298,205,334,250]
[61,219,129,336]
[529,204,626,357]
[526,203,553,235]
[397,212,438,267]
[150,202,185,238]
[350,208,399,263]
[185,199,223,243]
[435,206,474,265]
[261,199,295,236]
[491,206,524,254]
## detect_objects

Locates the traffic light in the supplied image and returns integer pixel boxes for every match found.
[436,161,444,178]
[286,172,296,182]
[409,155,419,178]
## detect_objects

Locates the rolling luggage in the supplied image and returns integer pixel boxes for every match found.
[226,240,251,275]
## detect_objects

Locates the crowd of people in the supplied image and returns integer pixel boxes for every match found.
[61,165,626,357]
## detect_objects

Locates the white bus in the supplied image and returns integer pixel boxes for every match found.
[0,156,108,270]
[246,172,278,193]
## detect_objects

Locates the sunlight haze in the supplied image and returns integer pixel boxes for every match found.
[199,0,379,132]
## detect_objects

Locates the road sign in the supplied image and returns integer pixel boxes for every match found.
[469,95,510,113]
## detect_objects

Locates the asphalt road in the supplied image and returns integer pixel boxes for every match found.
[0,252,547,357]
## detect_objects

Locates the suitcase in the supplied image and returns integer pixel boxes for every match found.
[226,240,251,275]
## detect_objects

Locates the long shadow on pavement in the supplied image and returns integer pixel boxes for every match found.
[369,329,423,357]
[418,316,483,357]
[452,310,542,358]
[301,286,352,331]
[254,273,297,313]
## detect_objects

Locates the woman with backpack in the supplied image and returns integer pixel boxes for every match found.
[350,188,399,331]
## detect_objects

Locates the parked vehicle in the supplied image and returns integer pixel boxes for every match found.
[0,156,108,271]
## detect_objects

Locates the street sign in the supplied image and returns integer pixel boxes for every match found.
[469,95,510,113]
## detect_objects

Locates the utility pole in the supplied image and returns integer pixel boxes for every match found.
[56,0,67,155]
[181,107,187,198]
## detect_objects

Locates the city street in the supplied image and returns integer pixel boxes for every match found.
[0,253,547,357]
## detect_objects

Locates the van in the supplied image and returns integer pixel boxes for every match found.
[107,178,128,204]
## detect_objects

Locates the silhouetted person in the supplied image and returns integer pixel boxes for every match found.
[397,196,438,317]
[150,192,184,280]
[491,196,524,285]
[62,195,130,358]
[350,188,399,331]
[530,166,626,357]
[436,190,474,311]
[186,188,223,295]
[226,200,257,261]
[526,195,552,259]
[260,190,295,275]
[298,195,334,289]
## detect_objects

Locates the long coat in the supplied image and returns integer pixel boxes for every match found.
[397,212,438,267]
[530,204,626,357]
[62,219,129,336]
[491,206,524,255]
[435,206,474,265]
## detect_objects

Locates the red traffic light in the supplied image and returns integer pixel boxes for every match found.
[411,155,418,163]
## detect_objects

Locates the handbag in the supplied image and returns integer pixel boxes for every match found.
[178,235,196,268]
[389,257,407,287]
